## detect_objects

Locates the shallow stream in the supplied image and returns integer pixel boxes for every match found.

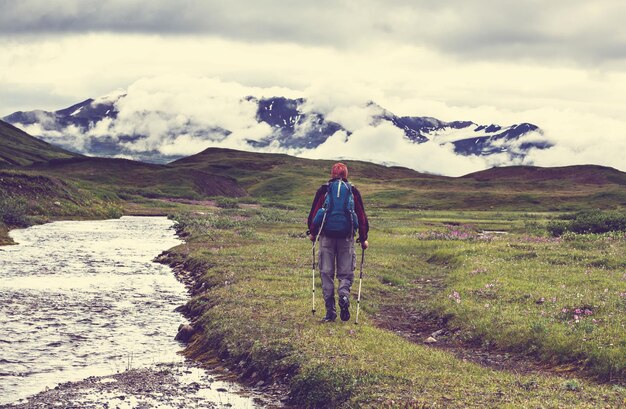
[0,217,264,407]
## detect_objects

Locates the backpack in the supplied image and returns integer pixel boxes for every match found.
[317,179,359,238]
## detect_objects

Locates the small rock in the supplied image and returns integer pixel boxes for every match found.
[54,201,61,206]
[431,329,445,337]
[424,336,437,344]
[175,324,195,342]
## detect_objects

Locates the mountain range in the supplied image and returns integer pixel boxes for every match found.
[3,91,551,165]
[1,116,625,211]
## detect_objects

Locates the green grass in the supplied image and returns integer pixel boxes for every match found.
[161,208,626,407]
[3,136,626,406]
[0,120,79,166]
[170,147,626,211]
[436,231,626,381]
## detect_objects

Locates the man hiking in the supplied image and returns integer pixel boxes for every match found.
[307,163,369,322]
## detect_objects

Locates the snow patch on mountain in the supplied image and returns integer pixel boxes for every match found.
[3,78,553,175]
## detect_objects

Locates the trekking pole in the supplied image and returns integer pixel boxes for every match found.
[311,212,327,316]
[355,248,365,325]
[311,239,316,315]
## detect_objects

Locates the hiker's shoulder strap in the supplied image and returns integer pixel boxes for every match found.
[308,184,328,229]
[345,180,354,194]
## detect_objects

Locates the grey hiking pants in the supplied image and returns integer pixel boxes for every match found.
[318,235,356,303]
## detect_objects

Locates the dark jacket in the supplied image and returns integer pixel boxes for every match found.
[307,178,369,243]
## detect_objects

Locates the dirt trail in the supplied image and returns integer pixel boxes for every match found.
[372,275,589,379]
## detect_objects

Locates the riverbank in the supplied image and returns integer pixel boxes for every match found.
[0,216,284,408]
[158,207,626,408]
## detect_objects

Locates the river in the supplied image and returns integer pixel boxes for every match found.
[0,216,266,408]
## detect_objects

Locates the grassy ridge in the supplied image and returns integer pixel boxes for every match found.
[172,148,626,211]
[0,170,123,225]
[0,120,80,166]
[161,207,626,407]
[28,157,247,200]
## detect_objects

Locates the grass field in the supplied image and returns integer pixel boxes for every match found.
[159,205,626,408]
[2,136,626,406]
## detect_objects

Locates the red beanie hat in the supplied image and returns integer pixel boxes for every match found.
[331,163,348,179]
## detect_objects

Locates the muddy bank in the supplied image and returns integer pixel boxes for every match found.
[153,248,292,405]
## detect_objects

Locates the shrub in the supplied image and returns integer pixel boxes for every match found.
[215,197,239,209]
[263,202,297,210]
[547,209,626,236]
[546,220,568,236]
[0,196,29,227]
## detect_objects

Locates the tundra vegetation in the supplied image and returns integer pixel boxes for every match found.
[160,205,626,407]
[2,138,626,406]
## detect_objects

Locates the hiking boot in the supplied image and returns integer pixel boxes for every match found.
[320,311,337,323]
[321,297,337,323]
[339,295,350,321]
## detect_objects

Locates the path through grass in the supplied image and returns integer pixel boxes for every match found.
[163,206,626,407]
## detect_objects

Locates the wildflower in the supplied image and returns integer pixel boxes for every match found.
[574,308,583,314]
[484,303,490,308]
[485,283,495,289]
[619,292,626,298]
[604,288,609,293]
[551,297,557,303]
[448,291,461,304]
[574,315,580,322]
[584,309,593,315]
[561,308,568,313]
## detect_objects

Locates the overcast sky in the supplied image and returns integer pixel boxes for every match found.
[1,0,626,173]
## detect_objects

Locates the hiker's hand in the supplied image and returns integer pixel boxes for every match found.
[361,240,369,249]
[309,234,315,242]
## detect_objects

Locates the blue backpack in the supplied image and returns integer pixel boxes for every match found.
[314,179,359,238]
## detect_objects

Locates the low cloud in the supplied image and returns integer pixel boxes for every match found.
[10,75,626,176]
[297,123,490,176]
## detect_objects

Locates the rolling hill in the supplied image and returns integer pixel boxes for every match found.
[27,156,246,199]
[169,147,626,210]
[1,120,625,212]
[0,119,80,166]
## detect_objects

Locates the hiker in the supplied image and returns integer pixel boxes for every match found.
[307,163,369,322]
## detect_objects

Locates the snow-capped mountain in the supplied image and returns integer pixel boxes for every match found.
[3,90,550,165]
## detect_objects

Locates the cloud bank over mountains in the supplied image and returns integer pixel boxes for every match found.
[1,1,625,177]
[8,76,626,177]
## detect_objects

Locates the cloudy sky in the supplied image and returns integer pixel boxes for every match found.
[1,0,626,175]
